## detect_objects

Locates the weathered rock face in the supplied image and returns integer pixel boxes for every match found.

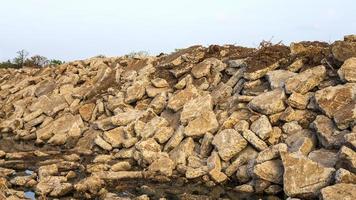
[338,57,356,82]
[212,129,247,161]
[281,152,335,198]
[320,183,356,200]
[1,36,356,199]
[284,65,326,94]
[248,89,286,115]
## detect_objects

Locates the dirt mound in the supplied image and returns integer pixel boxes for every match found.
[0,35,356,200]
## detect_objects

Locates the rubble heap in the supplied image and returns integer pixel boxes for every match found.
[1,35,356,200]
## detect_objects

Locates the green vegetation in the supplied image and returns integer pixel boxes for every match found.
[0,49,64,69]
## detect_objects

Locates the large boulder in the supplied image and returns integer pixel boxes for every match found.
[281,152,335,198]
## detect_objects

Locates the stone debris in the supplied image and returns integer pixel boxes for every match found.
[0,36,356,199]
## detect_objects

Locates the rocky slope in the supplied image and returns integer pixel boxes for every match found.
[0,35,356,200]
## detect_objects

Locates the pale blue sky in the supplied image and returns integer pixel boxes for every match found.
[0,0,355,61]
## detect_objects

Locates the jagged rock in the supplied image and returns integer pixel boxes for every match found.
[169,137,195,166]
[285,129,316,155]
[167,85,199,112]
[332,40,356,61]
[285,65,326,94]
[135,138,162,165]
[180,94,213,124]
[248,89,286,115]
[241,130,268,151]
[184,110,219,137]
[212,129,248,161]
[164,126,185,152]
[320,183,356,200]
[94,135,113,151]
[103,127,125,148]
[38,164,58,180]
[338,146,356,173]
[308,149,338,168]
[253,159,284,184]
[282,121,302,134]
[74,175,104,195]
[36,176,72,197]
[287,92,312,110]
[333,101,356,130]
[344,132,356,150]
[338,57,356,82]
[266,70,296,89]
[312,115,348,149]
[335,168,356,184]
[200,132,214,157]
[314,83,356,118]
[224,146,258,177]
[148,156,175,176]
[250,115,272,140]
[256,143,287,164]
[207,151,227,183]
[281,152,335,198]
[79,103,95,121]
[125,81,146,103]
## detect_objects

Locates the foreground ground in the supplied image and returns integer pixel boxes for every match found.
[0,35,356,200]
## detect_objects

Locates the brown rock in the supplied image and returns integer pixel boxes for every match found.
[212,129,248,161]
[332,40,356,62]
[314,83,356,118]
[248,89,286,115]
[167,85,199,112]
[285,65,326,94]
[79,103,95,121]
[320,183,356,200]
[338,57,356,82]
[253,159,284,184]
[281,152,335,198]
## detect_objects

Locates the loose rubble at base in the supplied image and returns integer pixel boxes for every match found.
[0,35,356,200]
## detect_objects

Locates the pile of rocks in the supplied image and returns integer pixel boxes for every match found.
[0,35,356,200]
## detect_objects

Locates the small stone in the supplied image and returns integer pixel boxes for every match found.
[241,130,268,151]
[248,89,286,115]
[256,143,287,164]
[253,159,284,184]
[338,57,356,82]
[338,146,356,173]
[154,126,174,144]
[335,168,356,184]
[285,65,326,94]
[200,132,214,157]
[103,127,125,148]
[212,129,248,161]
[169,137,195,166]
[164,126,185,152]
[224,146,258,177]
[148,156,175,176]
[250,115,272,140]
[266,70,296,89]
[111,161,131,172]
[167,86,199,112]
[234,184,254,193]
[287,92,312,109]
[320,183,356,200]
[94,135,113,151]
[151,78,169,88]
[312,115,348,149]
[282,121,302,134]
[111,110,143,126]
[185,110,219,137]
[125,81,146,103]
[79,103,95,121]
